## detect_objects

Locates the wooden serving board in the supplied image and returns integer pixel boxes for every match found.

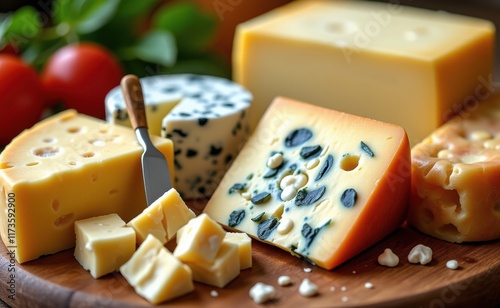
[1,200,500,308]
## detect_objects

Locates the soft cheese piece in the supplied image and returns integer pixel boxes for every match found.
[182,241,240,288]
[224,232,252,270]
[120,234,194,304]
[174,213,226,263]
[0,110,174,263]
[233,0,495,144]
[74,214,135,278]
[105,74,252,199]
[409,94,500,243]
[204,97,410,270]
[127,188,195,245]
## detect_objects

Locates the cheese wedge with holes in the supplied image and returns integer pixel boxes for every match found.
[409,94,500,243]
[233,0,495,144]
[204,97,410,270]
[0,110,174,263]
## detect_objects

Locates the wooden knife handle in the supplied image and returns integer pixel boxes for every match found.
[121,74,148,129]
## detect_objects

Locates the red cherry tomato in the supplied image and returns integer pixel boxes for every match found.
[0,55,44,145]
[41,43,124,119]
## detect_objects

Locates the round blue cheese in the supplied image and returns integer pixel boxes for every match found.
[105,74,252,199]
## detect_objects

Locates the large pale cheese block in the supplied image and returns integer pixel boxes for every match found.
[0,110,174,263]
[409,94,500,243]
[120,234,194,304]
[233,0,495,144]
[74,213,136,278]
[204,97,410,270]
[127,188,195,245]
[105,74,252,199]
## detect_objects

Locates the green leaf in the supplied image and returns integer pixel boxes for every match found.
[53,0,119,34]
[134,30,177,67]
[152,2,217,55]
[75,0,120,34]
[113,0,159,20]
[0,6,41,49]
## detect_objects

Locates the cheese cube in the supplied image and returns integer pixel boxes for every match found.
[182,241,240,288]
[204,97,411,270]
[120,234,194,304]
[74,214,135,278]
[127,188,195,245]
[233,0,495,144]
[409,94,500,243]
[224,232,252,270]
[105,74,253,199]
[0,110,174,263]
[173,213,226,263]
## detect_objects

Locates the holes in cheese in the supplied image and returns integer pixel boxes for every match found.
[409,94,500,243]
[204,97,410,270]
[0,109,174,263]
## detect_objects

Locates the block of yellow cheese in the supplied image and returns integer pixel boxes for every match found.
[224,232,252,270]
[233,0,495,144]
[0,110,174,263]
[74,213,135,278]
[204,97,410,269]
[120,234,194,304]
[127,188,195,245]
[173,213,226,263]
[181,241,240,288]
[409,94,500,243]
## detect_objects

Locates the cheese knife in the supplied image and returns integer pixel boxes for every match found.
[121,74,173,206]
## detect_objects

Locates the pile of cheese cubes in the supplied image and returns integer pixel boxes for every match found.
[74,188,252,304]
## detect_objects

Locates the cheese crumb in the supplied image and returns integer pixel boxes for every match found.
[249,282,276,304]
[341,296,349,302]
[408,244,433,265]
[299,278,318,297]
[210,290,218,297]
[364,282,374,289]
[446,260,459,270]
[378,248,399,267]
[277,275,292,286]
[340,286,347,291]
[303,267,312,273]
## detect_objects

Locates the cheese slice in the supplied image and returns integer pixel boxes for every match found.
[74,213,136,278]
[0,110,174,263]
[409,93,500,243]
[204,97,410,270]
[120,234,194,304]
[233,0,495,145]
[127,188,195,245]
[105,74,252,199]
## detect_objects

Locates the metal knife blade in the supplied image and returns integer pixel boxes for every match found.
[121,74,173,206]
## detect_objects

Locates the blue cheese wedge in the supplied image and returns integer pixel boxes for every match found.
[204,97,410,270]
[105,74,252,199]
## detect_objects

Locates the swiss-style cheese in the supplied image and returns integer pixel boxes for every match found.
[410,94,500,243]
[0,110,174,263]
[233,0,495,144]
[204,97,410,269]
